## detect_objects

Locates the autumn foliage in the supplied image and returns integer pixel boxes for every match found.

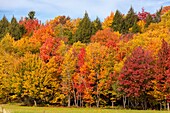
[119,47,154,97]
[91,28,120,48]
[1,6,170,110]
[19,18,41,36]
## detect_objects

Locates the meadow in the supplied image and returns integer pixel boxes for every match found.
[1,105,170,113]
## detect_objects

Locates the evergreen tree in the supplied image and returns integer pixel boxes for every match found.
[145,14,153,28]
[132,20,141,33]
[111,10,123,33]
[28,11,35,20]
[120,19,127,34]
[0,16,9,40]
[153,7,162,23]
[19,24,26,36]
[125,6,138,33]
[9,16,23,40]
[73,11,92,43]
[92,17,102,35]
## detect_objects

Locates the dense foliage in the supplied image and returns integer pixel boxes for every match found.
[0,7,170,110]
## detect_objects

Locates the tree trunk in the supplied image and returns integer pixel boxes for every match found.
[141,101,144,110]
[130,100,135,108]
[112,101,114,108]
[144,99,147,110]
[167,102,169,111]
[67,72,71,107]
[164,101,167,110]
[96,99,99,108]
[123,95,126,109]
[80,93,82,107]
[72,81,77,107]
[160,102,162,110]
[142,96,147,110]
[68,94,70,107]
[82,100,83,107]
[96,73,100,108]
[34,100,37,107]
[127,97,130,108]
[77,94,79,107]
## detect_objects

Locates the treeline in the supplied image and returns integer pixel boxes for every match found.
[0,7,170,110]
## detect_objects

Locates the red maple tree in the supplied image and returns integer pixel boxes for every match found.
[119,47,155,98]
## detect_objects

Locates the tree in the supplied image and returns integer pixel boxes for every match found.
[9,16,23,40]
[13,36,40,56]
[119,47,155,109]
[73,12,92,43]
[92,17,102,35]
[161,6,170,15]
[111,10,124,33]
[0,33,14,53]
[138,8,150,21]
[45,56,65,105]
[137,20,145,32]
[64,18,81,44]
[153,7,162,23]
[102,12,114,29]
[0,16,9,40]
[30,25,54,45]
[0,48,17,103]
[91,28,120,48]
[61,41,85,107]
[84,43,111,107]
[132,20,141,33]
[12,53,63,106]
[19,15,41,37]
[155,39,170,110]
[125,6,138,32]
[49,15,70,37]
[28,11,35,20]
[40,37,61,62]
[145,14,153,28]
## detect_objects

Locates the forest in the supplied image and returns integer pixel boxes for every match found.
[0,6,170,110]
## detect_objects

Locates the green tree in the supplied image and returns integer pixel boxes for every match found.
[132,20,141,33]
[145,14,153,28]
[0,15,9,40]
[92,17,102,35]
[111,10,124,33]
[153,7,162,23]
[9,16,23,40]
[74,11,92,43]
[28,11,35,20]
[120,20,127,34]
[125,6,138,32]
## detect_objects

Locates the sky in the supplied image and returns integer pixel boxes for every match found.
[0,0,170,23]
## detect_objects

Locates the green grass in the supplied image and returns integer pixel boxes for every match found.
[3,104,170,113]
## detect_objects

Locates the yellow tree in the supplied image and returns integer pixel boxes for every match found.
[102,12,114,29]
[61,41,85,107]
[12,53,62,106]
[0,33,14,53]
[84,43,111,107]
[13,36,40,56]
[137,20,145,32]
[0,48,18,103]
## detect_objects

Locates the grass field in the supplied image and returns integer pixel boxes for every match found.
[2,104,170,113]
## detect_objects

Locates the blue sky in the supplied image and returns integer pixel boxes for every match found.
[0,0,170,23]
